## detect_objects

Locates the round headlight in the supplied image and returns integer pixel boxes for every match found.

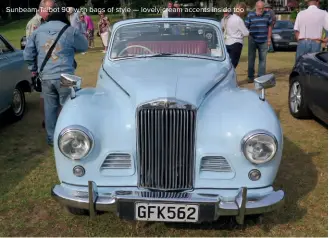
[242,131,277,164]
[58,126,93,160]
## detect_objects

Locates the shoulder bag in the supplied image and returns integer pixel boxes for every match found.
[32,24,70,92]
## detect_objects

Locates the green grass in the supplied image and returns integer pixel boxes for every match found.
[0,19,327,236]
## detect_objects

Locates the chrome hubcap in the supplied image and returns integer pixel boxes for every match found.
[290,81,301,113]
[12,89,23,115]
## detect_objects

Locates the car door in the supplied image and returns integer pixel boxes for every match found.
[0,36,15,114]
[308,52,328,123]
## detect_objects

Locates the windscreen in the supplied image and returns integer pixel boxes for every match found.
[274,21,294,29]
[109,22,223,60]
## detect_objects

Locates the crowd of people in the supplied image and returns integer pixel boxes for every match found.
[22,0,327,146]
[219,0,327,82]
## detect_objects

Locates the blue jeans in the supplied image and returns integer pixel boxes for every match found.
[248,37,268,80]
[42,79,71,144]
[296,40,321,62]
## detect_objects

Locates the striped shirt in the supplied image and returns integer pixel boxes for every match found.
[245,11,272,43]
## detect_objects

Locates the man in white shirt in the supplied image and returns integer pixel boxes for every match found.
[162,2,173,29]
[221,3,249,68]
[294,0,328,60]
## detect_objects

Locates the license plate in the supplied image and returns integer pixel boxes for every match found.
[289,42,298,45]
[135,203,199,222]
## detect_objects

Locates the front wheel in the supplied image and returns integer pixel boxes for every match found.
[7,86,26,122]
[288,76,312,119]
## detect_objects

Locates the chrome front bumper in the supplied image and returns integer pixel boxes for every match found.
[51,181,285,224]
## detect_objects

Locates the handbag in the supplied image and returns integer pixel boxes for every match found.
[32,24,70,92]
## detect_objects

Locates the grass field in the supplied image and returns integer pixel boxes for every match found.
[0,17,328,237]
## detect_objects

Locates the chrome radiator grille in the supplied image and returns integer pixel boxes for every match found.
[137,104,196,191]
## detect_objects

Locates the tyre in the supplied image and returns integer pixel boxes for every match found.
[7,86,26,122]
[64,206,89,216]
[288,76,312,119]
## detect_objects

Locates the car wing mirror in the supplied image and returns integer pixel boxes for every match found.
[60,73,82,99]
[254,74,276,101]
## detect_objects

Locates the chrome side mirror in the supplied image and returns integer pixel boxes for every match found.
[60,74,82,99]
[254,74,276,101]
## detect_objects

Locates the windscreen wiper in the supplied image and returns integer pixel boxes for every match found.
[135,53,190,58]
[148,53,175,57]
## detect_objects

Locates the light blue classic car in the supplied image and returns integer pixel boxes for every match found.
[51,18,285,224]
[0,34,32,122]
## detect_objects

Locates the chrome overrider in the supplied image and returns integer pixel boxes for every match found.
[51,181,285,224]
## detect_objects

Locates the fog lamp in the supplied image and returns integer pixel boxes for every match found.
[73,165,85,177]
[248,169,261,181]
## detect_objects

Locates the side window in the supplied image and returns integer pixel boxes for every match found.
[0,37,14,54]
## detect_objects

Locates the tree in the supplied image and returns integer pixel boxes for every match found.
[119,0,127,19]
[320,0,327,11]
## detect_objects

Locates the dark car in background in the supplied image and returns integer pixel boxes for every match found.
[272,20,297,50]
[288,51,328,124]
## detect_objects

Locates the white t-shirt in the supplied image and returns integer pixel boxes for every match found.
[162,9,169,28]
[221,14,249,45]
[294,5,328,40]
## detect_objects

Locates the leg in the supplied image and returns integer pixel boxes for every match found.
[91,30,95,48]
[103,32,109,51]
[248,37,257,81]
[310,41,321,53]
[257,42,268,77]
[229,43,243,68]
[87,30,91,47]
[42,80,60,145]
[40,93,45,128]
[226,44,233,66]
[268,38,275,52]
[55,80,71,110]
[100,32,106,52]
[295,40,307,62]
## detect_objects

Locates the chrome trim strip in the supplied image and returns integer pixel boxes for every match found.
[61,181,273,190]
[137,97,197,110]
[101,153,132,169]
[62,181,137,188]
[200,156,232,172]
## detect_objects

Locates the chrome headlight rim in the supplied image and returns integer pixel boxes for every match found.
[58,125,94,160]
[241,129,278,164]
